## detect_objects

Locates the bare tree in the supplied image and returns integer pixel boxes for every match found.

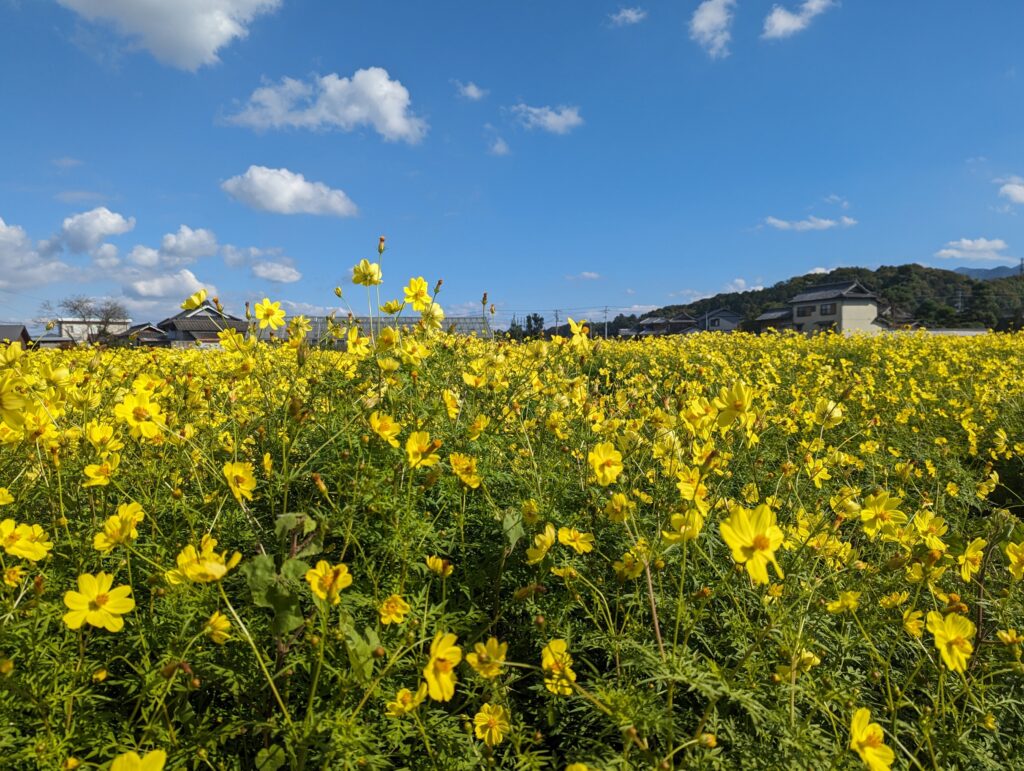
[40,295,130,342]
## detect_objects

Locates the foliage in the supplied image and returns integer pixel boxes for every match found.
[2,258,1024,770]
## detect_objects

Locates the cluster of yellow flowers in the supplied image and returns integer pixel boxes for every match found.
[2,260,1024,769]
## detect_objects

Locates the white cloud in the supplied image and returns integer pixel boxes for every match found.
[997,176,1024,205]
[610,7,647,26]
[824,193,849,209]
[690,0,736,59]
[625,288,636,295]
[127,225,218,268]
[124,268,211,299]
[489,137,510,156]
[222,165,358,217]
[724,277,764,292]
[806,266,828,274]
[252,260,302,283]
[454,80,487,100]
[512,104,583,134]
[59,206,135,253]
[161,225,219,263]
[566,271,601,281]
[52,156,83,169]
[934,237,1015,263]
[56,0,281,71]
[227,68,428,143]
[668,288,712,302]
[763,0,835,39]
[0,216,71,289]
[764,214,857,231]
[92,243,120,269]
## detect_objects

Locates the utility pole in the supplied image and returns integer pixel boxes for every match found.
[554,309,560,335]
[603,306,609,339]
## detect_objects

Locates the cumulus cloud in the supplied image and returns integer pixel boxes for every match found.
[489,137,510,156]
[252,261,302,283]
[806,266,829,274]
[58,206,135,253]
[997,176,1024,205]
[126,225,218,268]
[724,277,764,292]
[609,7,647,26]
[222,165,358,217]
[511,104,584,134]
[91,243,120,269]
[56,0,281,71]
[690,0,736,59]
[934,237,1015,263]
[227,68,428,143]
[0,216,71,289]
[124,268,211,299]
[764,214,857,231]
[454,80,487,100]
[762,0,835,39]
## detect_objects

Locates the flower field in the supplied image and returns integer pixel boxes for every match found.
[3,275,1024,769]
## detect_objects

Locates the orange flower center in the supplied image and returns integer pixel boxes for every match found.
[862,730,883,749]
[434,657,453,674]
[132,406,150,422]
[89,593,109,611]
[752,533,771,551]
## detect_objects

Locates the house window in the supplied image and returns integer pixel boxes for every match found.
[820,303,837,316]
[796,305,814,317]
[710,318,720,327]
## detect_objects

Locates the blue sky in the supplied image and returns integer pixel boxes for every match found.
[1,0,1023,328]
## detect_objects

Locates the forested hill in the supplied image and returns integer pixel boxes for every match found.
[651,264,1024,330]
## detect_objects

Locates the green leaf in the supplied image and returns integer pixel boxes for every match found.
[255,745,286,771]
[502,509,525,551]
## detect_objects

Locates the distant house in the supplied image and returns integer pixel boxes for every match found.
[757,281,887,335]
[696,308,743,332]
[113,323,171,348]
[57,317,132,344]
[34,331,76,349]
[619,312,696,338]
[0,324,31,347]
[157,302,248,347]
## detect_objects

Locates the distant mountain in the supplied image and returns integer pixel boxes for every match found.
[955,265,1020,281]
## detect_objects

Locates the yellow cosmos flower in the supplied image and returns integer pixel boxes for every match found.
[403,276,431,312]
[166,536,242,584]
[223,461,256,503]
[378,593,411,624]
[449,452,481,488]
[386,683,427,717]
[719,504,784,585]
[541,639,577,696]
[113,392,164,440]
[466,637,507,679]
[859,491,906,540]
[369,411,402,447]
[110,750,166,771]
[204,611,232,644]
[4,565,26,586]
[352,259,383,286]
[662,508,705,543]
[406,431,441,468]
[0,487,14,505]
[1005,540,1024,581]
[712,380,754,429]
[927,611,976,672]
[93,501,145,553]
[181,288,207,310]
[253,298,286,330]
[1,519,53,562]
[996,629,1023,646]
[588,441,623,486]
[849,708,894,771]
[878,591,908,609]
[63,572,135,632]
[527,523,557,565]
[426,555,453,577]
[423,631,461,701]
[557,527,594,555]
[958,537,986,582]
[826,591,861,614]
[304,560,353,604]
[473,703,510,747]
[604,492,636,523]
[83,453,120,488]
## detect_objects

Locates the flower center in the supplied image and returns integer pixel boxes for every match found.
[752,533,771,551]
[89,593,109,611]
[435,657,453,674]
[132,406,150,422]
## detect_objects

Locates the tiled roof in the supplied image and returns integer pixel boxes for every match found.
[0,324,29,341]
[755,308,792,321]
[789,281,876,304]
